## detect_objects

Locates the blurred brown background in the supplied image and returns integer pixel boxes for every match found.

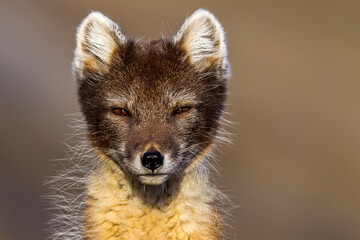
[1,0,359,239]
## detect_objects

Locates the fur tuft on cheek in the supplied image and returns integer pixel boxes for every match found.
[173,9,229,72]
[73,11,127,79]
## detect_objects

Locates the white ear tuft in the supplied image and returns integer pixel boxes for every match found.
[73,12,127,77]
[173,9,228,71]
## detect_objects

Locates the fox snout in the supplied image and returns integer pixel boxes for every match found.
[133,144,175,185]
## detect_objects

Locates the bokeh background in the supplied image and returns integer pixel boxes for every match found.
[1,0,360,239]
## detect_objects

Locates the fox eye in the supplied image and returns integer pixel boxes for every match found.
[112,108,129,116]
[174,106,191,114]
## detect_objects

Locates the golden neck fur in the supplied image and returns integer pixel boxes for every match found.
[83,152,223,240]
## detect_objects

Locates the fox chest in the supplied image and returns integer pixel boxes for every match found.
[84,199,217,240]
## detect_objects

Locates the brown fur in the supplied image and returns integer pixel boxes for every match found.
[68,9,231,240]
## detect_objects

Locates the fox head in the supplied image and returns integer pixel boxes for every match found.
[73,9,230,186]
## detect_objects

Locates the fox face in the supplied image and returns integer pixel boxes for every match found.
[73,10,230,185]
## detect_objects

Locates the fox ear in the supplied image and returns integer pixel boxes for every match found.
[173,9,228,72]
[73,12,127,78]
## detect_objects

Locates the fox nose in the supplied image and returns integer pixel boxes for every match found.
[141,151,164,171]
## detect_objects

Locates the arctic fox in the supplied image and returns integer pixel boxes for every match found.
[50,9,231,240]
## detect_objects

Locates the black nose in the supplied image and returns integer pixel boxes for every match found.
[141,151,164,171]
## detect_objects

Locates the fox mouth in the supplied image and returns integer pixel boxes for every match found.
[137,173,169,185]
[138,173,168,176]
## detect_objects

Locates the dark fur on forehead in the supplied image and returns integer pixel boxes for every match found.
[79,37,227,101]
[112,39,185,77]
[93,42,220,91]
